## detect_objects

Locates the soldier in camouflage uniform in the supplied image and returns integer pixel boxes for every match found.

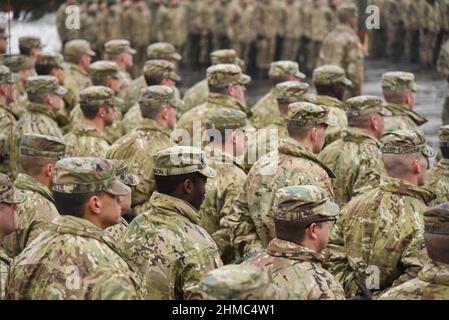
[79,0,101,55]
[250,61,305,130]
[123,59,181,133]
[279,0,302,61]
[177,64,251,144]
[402,0,421,63]
[243,185,346,300]
[156,0,188,55]
[211,0,231,51]
[306,64,352,145]
[0,66,19,177]
[199,108,249,263]
[319,95,386,207]
[384,0,405,60]
[18,36,43,64]
[127,0,151,76]
[438,40,449,124]
[65,86,117,157]
[192,264,289,300]
[63,39,95,96]
[119,42,182,114]
[2,134,65,257]
[340,130,434,297]
[419,0,441,67]
[379,203,449,300]
[6,157,142,300]
[426,125,449,206]
[121,146,223,299]
[0,174,26,299]
[227,102,336,257]
[107,85,180,214]
[367,0,387,59]
[56,0,79,45]
[182,49,244,114]
[382,71,427,133]
[318,3,364,97]
[104,39,136,89]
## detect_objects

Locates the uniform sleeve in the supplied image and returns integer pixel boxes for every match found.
[89,271,143,300]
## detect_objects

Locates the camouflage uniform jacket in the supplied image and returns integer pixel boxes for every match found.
[319,128,386,206]
[181,79,209,114]
[121,191,223,300]
[228,137,335,258]
[244,238,346,300]
[379,261,449,300]
[0,104,16,176]
[177,93,249,142]
[341,175,433,294]
[105,217,129,247]
[250,88,281,129]
[199,147,247,264]
[2,174,59,257]
[0,246,10,299]
[157,5,188,47]
[6,215,143,300]
[383,103,427,133]
[226,2,258,43]
[426,158,449,207]
[106,118,175,212]
[118,76,146,114]
[63,63,93,95]
[318,24,364,96]
[64,122,111,158]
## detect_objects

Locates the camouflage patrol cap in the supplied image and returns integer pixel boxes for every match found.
[52,157,131,195]
[0,173,26,205]
[381,71,418,92]
[423,203,449,235]
[210,49,244,68]
[64,39,96,59]
[18,36,43,50]
[312,64,352,87]
[209,108,250,130]
[0,65,19,84]
[338,3,358,20]
[80,86,118,108]
[143,59,181,81]
[146,42,182,61]
[275,81,309,104]
[26,75,68,96]
[207,64,251,86]
[439,125,449,147]
[273,185,339,222]
[153,146,217,178]
[197,264,289,300]
[19,133,66,158]
[104,39,136,55]
[268,60,305,80]
[345,95,386,117]
[36,52,64,69]
[381,129,435,157]
[88,60,120,84]
[139,85,183,109]
[286,102,335,126]
[2,54,34,72]
[111,159,139,187]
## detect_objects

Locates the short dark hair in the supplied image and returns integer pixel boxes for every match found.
[275,218,326,244]
[144,74,164,86]
[80,103,110,119]
[54,191,103,218]
[19,45,32,56]
[154,172,202,195]
[35,64,61,76]
[440,146,449,159]
[287,123,314,139]
[208,84,229,95]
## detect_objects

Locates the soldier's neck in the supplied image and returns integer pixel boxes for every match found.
[84,117,106,132]
[290,136,315,154]
[0,95,8,106]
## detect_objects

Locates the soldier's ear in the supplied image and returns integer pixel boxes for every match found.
[411,159,421,175]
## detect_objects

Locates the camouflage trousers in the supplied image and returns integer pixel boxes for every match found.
[199,33,212,66]
[281,37,300,62]
[305,40,322,75]
[442,84,449,125]
[212,34,230,53]
[404,30,420,63]
[420,30,439,67]
[386,24,404,60]
[132,44,147,78]
[368,28,387,58]
[256,37,277,70]
[231,41,253,67]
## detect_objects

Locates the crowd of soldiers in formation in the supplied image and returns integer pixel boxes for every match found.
[0,0,449,301]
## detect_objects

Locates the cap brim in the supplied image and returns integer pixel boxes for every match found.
[104,178,131,196]
[3,188,26,204]
[170,71,181,82]
[236,58,245,69]
[198,165,217,179]
[171,52,182,61]
[87,49,96,56]
[342,78,353,87]
[170,98,184,109]
[411,83,419,92]
[423,145,435,158]
[238,74,251,85]
[55,85,68,96]
[122,172,140,187]
[296,71,306,80]
[323,116,337,127]
[127,48,137,55]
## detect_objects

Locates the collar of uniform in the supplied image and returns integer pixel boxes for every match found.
[26,101,58,121]
[149,191,200,225]
[336,24,357,35]
[314,95,347,110]
[418,260,449,286]
[72,122,110,141]
[342,127,381,147]
[379,175,435,205]
[0,103,15,119]
[0,246,10,265]
[383,102,428,126]
[278,137,336,178]
[67,62,89,77]
[435,158,449,171]
[266,238,325,263]
[14,173,54,203]
[207,92,249,116]
[138,117,171,137]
